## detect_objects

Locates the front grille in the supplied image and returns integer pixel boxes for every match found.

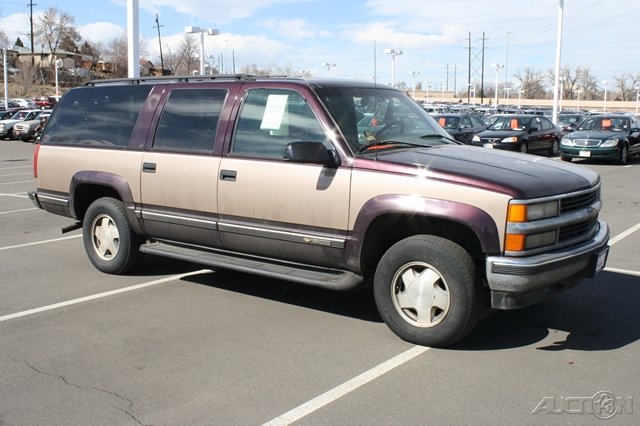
[573,139,601,147]
[561,189,597,213]
[559,217,598,243]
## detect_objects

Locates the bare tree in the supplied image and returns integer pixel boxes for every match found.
[164,34,199,75]
[514,67,546,99]
[0,30,9,47]
[105,34,128,78]
[575,67,599,100]
[612,72,633,101]
[35,7,78,64]
[13,61,37,96]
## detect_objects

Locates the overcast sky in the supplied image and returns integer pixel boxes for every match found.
[2,0,639,88]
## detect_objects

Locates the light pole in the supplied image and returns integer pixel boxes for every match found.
[409,71,420,98]
[602,80,608,112]
[575,87,583,111]
[426,81,431,101]
[491,63,504,107]
[184,26,219,75]
[504,87,512,100]
[384,48,402,87]
[635,85,639,114]
[518,87,524,108]
[322,62,335,77]
[2,46,9,110]
[54,57,63,96]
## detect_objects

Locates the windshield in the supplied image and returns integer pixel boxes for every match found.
[315,86,452,153]
[488,116,528,131]
[577,117,629,131]
[434,116,460,129]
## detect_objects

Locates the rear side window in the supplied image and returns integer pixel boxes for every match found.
[40,85,151,147]
[153,89,227,153]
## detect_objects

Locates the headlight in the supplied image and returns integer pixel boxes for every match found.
[561,137,574,146]
[501,136,518,143]
[472,135,480,142]
[601,138,619,147]
[507,200,559,222]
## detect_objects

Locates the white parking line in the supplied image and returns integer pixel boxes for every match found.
[0,234,82,251]
[0,172,33,177]
[0,165,31,170]
[263,345,430,426]
[0,269,211,323]
[0,180,34,185]
[0,207,37,215]
[0,192,29,198]
[603,267,640,277]
[609,222,640,246]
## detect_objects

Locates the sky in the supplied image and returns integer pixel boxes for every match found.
[1,0,639,90]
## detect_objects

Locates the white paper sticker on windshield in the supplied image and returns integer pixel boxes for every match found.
[260,94,288,130]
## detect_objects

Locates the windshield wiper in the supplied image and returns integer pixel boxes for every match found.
[420,133,459,144]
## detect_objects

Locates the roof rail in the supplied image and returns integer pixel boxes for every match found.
[85,74,262,86]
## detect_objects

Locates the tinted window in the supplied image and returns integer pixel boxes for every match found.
[232,89,328,159]
[153,89,227,153]
[40,85,151,147]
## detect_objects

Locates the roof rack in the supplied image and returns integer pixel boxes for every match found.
[85,74,268,86]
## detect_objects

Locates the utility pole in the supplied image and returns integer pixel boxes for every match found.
[154,14,165,75]
[480,32,486,104]
[28,0,37,66]
[467,32,471,103]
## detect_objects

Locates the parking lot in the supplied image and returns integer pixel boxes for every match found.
[1,139,639,425]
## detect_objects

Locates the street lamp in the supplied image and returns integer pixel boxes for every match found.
[409,71,420,98]
[504,87,512,100]
[491,63,504,107]
[384,48,402,87]
[322,62,335,77]
[602,80,608,112]
[575,87,584,111]
[184,26,219,75]
[635,85,639,114]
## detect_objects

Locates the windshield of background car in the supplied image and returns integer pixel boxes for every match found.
[314,86,451,153]
[434,116,460,129]
[488,116,528,131]
[577,117,629,131]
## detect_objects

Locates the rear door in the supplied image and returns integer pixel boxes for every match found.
[139,84,237,248]
[217,85,351,268]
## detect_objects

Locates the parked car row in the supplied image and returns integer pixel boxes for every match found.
[0,109,52,141]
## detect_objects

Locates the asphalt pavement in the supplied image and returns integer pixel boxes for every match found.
[1,139,638,425]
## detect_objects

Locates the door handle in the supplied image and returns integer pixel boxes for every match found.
[142,162,156,173]
[220,169,237,181]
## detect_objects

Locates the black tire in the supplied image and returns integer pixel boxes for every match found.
[548,139,559,156]
[561,156,572,162]
[617,144,628,165]
[519,142,528,153]
[373,235,481,347]
[82,197,144,274]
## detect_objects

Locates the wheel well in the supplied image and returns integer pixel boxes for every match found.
[72,184,121,220]
[360,214,485,279]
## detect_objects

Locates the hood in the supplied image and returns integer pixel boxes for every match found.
[565,130,626,140]
[364,144,598,199]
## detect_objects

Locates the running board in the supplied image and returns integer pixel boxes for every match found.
[139,241,364,291]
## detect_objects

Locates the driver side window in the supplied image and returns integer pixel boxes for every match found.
[232,89,328,159]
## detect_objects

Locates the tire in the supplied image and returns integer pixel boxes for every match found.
[82,197,144,274]
[519,142,528,153]
[373,235,481,347]
[561,156,572,162]
[548,139,559,156]
[617,144,628,165]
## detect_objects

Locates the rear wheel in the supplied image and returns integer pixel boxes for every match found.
[373,235,481,347]
[83,197,144,274]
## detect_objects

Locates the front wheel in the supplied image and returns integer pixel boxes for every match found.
[83,197,144,274]
[617,144,628,165]
[548,139,559,156]
[373,235,481,347]
[519,142,528,153]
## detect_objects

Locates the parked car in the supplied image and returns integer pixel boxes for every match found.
[12,110,52,141]
[0,109,46,139]
[471,114,561,155]
[556,112,588,134]
[560,114,640,164]
[433,113,486,144]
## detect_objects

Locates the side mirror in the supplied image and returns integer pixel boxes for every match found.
[283,141,339,167]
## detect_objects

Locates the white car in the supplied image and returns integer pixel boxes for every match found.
[0,110,46,139]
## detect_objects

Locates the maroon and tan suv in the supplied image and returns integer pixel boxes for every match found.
[29,76,610,347]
